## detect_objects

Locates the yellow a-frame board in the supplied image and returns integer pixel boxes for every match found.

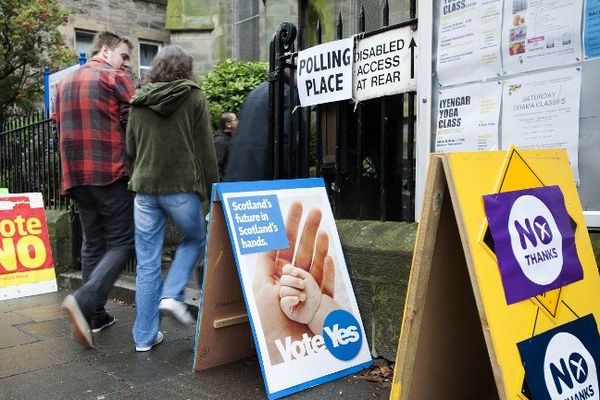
[391,148,600,399]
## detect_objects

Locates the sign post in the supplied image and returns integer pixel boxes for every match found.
[391,148,600,399]
[193,178,372,399]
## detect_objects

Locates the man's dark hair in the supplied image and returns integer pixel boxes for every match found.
[90,31,133,56]
[220,112,236,131]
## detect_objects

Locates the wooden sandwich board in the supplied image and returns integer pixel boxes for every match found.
[193,178,372,399]
[192,198,255,370]
[390,148,600,399]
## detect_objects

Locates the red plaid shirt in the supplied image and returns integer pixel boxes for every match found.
[54,58,135,194]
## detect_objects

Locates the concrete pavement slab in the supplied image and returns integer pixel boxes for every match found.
[90,344,189,385]
[0,312,32,327]
[0,359,129,400]
[0,291,65,313]
[16,318,71,340]
[0,335,97,379]
[0,289,392,400]
[12,303,65,323]
[0,325,38,349]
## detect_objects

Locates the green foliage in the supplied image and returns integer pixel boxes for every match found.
[0,0,76,119]
[199,59,268,129]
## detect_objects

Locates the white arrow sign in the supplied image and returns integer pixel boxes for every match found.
[353,26,418,102]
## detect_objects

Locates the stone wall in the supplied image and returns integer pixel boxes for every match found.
[57,0,169,84]
[45,210,73,275]
[169,30,215,78]
[166,0,297,76]
[46,208,600,361]
[55,0,417,79]
[264,0,298,58]
[336,220,417,360]
[165,0,224,77]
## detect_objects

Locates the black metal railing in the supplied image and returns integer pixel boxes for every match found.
[0,111,67,210]
[0,112,137,275]
[268,0,417,222]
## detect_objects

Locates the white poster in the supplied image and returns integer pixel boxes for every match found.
[48,63,81,117]
[501,67,582,182]
[435,82,502,152]
[584,0,600,59]
[436,0,503,87]
[217,179,372,399]
[297,38,354,107]
[502,0,583,74]
[353,26,418,101]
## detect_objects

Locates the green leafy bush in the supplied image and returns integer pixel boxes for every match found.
[199,59,268,130]
[0,0,76,120]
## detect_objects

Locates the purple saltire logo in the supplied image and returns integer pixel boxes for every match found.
[483,186,583,304]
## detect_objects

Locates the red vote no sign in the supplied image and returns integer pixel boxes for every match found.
[0,207,53,274]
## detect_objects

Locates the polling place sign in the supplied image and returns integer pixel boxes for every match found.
[0,193,57,300]
[297,38,354,107]
[353,25,417,101]
[194,178,372,399]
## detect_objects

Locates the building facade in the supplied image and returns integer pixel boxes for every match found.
[165,0,414,75]
[56,0,414,79]
[57,0,169,83]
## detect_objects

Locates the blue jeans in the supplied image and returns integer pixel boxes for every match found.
[132,193,206,347]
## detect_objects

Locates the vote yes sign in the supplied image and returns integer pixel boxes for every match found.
[483,185,583,304]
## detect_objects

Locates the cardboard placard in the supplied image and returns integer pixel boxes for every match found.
[193,178,372,399]
[0,193,57,300]
[391,148,600,399]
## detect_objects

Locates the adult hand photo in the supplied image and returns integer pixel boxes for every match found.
[252,201,335,365]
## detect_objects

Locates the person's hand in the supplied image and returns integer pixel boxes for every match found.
[286,204,335,297]
[279,264,322,324]
[252,201,335,364]
[279,262,343,335]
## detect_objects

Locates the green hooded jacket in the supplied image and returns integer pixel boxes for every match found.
[126,79,218,214]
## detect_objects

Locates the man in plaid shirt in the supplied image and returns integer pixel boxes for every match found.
[55,31,135,349]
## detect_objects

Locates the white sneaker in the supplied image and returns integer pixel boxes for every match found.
[135,331,164,352]
[159,298,194,325]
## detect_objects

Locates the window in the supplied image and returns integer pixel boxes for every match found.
[139,41,161,80]
[234,0,260,61]
[75,30,95,59]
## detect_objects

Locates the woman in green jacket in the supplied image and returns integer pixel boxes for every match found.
[126,45,218,352]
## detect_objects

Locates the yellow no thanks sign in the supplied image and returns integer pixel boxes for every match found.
[391,148,600,399]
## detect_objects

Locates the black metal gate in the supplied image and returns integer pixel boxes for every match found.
[267,1,417,222]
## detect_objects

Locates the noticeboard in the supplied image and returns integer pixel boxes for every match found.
[415,0,600,228]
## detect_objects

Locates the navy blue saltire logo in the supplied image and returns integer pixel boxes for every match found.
[518,315,600,400]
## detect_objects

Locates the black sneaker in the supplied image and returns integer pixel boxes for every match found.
[91,313,117,333]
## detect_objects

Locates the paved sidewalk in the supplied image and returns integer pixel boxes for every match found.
[0,289,391,400]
